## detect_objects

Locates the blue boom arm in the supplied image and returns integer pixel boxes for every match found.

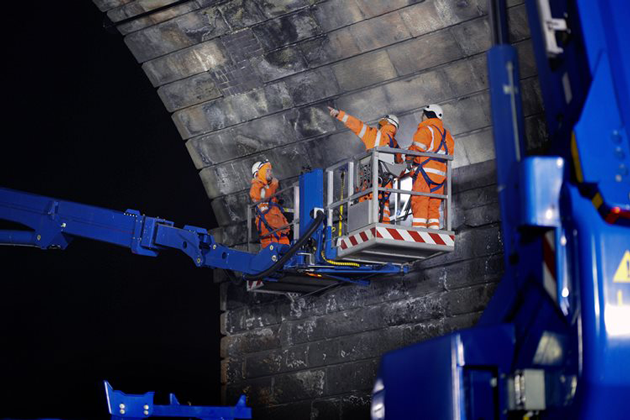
[0,173,403,285]
[0,186,282,276]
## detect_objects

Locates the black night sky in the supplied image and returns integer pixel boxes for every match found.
[0,3,222,419]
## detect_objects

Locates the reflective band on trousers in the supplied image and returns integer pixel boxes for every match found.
[358,124,367,139]
[413,218,426,223]
[423,167,446,177]
[428,219,440,224]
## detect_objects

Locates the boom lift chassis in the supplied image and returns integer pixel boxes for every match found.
[370,0,630,419]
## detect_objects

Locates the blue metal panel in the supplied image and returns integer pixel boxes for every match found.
[519,157,564,227]
[572,50,630,213]
[376,325,514,419]
[577,0,630,126]
[104,381,251,419]
[563,185,630,419]
[299,169,323,238]
[377,334,459,420]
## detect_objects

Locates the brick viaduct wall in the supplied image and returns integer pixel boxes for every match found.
[92,0,546,418]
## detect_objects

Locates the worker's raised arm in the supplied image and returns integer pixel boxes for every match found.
[268,178,280,197]
[328,107,371,139]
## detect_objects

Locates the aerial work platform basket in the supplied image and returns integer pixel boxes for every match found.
[325,146,455,264]
[245,146,455,271]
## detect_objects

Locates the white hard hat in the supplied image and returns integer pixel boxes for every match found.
[381,114,400,129]
[423,104,444,119]
[252,161,265,176]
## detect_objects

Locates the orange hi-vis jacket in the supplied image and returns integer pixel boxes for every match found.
[407,118,454,185]
[249,175,290,248]
[336,110,402,161]
[336,110,402,223]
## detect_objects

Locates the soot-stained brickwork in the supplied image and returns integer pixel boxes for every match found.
[92,0,546,418]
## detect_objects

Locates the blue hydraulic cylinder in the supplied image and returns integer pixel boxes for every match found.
[487,45,526,270]
[0,230,39,246]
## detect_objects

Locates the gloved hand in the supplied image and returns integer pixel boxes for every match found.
[406,160,414,171]
[327,106,340,118]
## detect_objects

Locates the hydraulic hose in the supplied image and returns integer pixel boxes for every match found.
[243,210,326,281]
[320,249,360,267]
[0,230,38,246]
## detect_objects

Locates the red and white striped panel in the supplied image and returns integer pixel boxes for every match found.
[247,279,264,292]
[338,226,454,250]
[338,227,376,250]
[542,230,557,300]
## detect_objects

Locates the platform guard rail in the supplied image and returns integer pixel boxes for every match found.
[325,146,453,234]
[324,146,454,264]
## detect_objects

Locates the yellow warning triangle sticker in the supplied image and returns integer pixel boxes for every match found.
[613,250,630,283]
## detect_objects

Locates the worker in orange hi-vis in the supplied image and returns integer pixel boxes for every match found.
[406,104,454,229]
[250,160,291,248]
[328,106,402,223]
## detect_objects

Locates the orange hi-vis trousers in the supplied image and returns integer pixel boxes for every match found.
[411,172,444,229]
